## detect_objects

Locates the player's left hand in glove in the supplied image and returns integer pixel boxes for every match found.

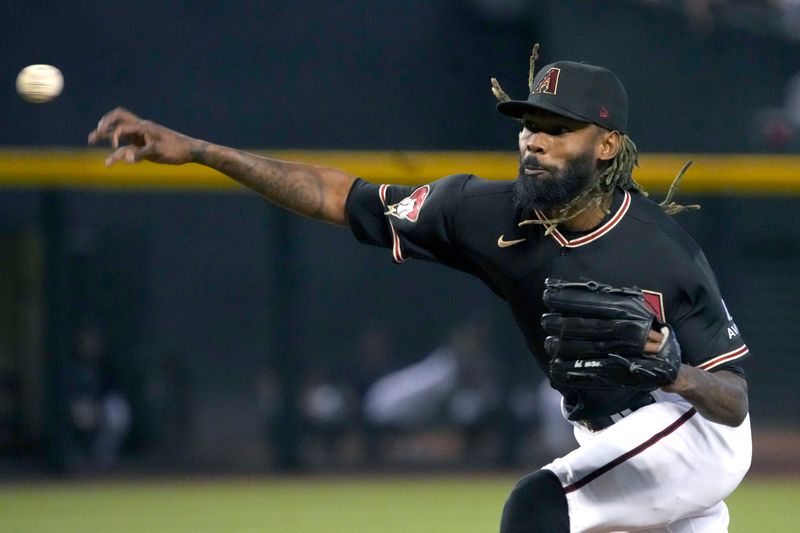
[541,278,682,391]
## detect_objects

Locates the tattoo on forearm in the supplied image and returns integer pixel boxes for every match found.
[684,370,748,426]
[211,148,327,219]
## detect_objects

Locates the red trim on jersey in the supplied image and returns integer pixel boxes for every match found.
[563,407,697,494]
[536,190,631,248]
[697,345,749,370]
[379,184,406,263]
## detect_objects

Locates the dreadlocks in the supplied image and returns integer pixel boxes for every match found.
[492,44,699,231]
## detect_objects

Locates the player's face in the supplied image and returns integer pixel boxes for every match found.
[514,110,606,213]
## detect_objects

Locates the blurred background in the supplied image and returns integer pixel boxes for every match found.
[1,0,799,483]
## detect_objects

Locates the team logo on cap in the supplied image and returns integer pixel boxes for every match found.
[384,185,430,222]
[533,67,560,95]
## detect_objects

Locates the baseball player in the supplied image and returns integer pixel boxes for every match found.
[89,45,751,532]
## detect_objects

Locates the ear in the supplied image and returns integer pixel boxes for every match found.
[596,130,621,162]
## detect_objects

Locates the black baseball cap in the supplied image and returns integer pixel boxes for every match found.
[497,61,628,134]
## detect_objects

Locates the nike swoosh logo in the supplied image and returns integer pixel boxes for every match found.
[497,235,527,248]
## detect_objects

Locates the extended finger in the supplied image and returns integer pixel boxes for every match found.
[88,107,140,144]
[105,146,135,167]
[105,142,155,167]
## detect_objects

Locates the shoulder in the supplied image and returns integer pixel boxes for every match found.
[425,173,515,199]
[624,190,702,257]
[459,174,516,197]
[452,175,517,215]
[414,174,516,220]
[624,191,726,302]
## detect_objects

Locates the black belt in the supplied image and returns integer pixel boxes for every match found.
[577,393,656,432]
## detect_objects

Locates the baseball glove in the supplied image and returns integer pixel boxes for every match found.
[541,278,681,391]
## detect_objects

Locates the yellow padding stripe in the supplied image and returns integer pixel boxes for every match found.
[1,149,799,193]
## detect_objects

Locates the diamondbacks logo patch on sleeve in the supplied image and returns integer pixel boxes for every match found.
[384,185,430,223]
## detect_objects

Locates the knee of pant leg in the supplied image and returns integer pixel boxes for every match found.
[500,469,569,533]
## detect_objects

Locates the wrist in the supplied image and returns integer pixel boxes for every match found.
[660,364,695,394]
[189,140,211,164]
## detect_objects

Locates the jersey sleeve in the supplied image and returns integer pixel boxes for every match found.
[671,251,750,373]
[345,174,480,274]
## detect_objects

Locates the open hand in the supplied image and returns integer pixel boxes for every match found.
[88,107,196,167]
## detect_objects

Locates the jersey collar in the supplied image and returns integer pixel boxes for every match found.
[534,190,631,248]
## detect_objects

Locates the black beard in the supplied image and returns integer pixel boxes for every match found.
[512,152,597,215]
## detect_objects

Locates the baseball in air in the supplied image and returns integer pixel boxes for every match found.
[16,64,64,103]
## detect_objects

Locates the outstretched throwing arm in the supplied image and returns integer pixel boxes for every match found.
[88,108,357,226]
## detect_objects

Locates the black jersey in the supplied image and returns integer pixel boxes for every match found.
[345,174,750,420]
